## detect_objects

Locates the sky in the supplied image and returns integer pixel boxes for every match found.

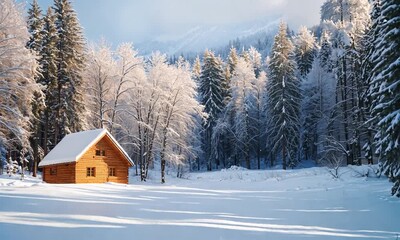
[21,0,325,46]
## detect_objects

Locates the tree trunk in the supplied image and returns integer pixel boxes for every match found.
[257,147,261,169]
[269,151,275,168]
[134,154,138,175]
[245,144,250,169]
[282,140,287,170]
[207,127,212,171]
[161,156,166,183]
[32,130,39,177]
[43,110,49,155]
[340,56,351,165]
[160,128,167,184]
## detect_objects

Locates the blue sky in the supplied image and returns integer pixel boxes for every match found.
[20,0,325,45]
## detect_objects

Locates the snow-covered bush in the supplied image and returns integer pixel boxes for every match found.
[221,165,247,172]
[6,157,19,177]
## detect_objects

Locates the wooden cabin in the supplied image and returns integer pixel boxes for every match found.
[38,129,134,184]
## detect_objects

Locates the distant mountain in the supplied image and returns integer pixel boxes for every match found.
[136,16,280,60]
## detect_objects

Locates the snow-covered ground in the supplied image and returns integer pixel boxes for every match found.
[0,166,399,240]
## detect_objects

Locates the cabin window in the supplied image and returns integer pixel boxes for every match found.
[109,167,116,177]
[95,150,106,156]
[50,167,57,175]
[86,167,95,177]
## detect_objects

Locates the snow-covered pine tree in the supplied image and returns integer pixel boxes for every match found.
[40,7,59,153]
[217,55,231,111]
[301,66,320,162]
[347,6,371,166]
[199,50,225,170]
[319,31,333,72]
[294,26,317,79]
[214,47,239,168]
[361,0,382,165]
[27,0,43,53]
[294,26,317,161]
[368,0,400,197]
[27,0,45,177]
[53,0,87,142]
[267,22,301,169]
[213,56,232,169]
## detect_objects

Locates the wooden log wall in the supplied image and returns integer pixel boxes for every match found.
[43,163,76,183]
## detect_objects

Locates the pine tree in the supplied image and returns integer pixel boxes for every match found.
[368,0,400,197]
[361,0,382,165]
[319,31,333,72]
[199,50,225,170]
[27,0,44,177]
[220,47,240,167]
[27,0,43,52]
[294,26,317,161]
[53,0,87,143]
[267,22,301,169]
[40,7,59,153]
[301,64,320,161]
[217,56,230,107]
[294,26,316,79]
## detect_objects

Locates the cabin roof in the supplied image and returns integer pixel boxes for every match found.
[38,129,134,167]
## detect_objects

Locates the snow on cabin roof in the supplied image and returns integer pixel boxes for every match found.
[38,129,134,167]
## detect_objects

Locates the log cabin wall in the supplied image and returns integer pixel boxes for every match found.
[75,135,130,184]
[43,163,76,183]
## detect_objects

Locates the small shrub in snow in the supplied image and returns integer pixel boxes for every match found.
[6,157,19,177]
[221,165,246,172]
[348,165,380,179]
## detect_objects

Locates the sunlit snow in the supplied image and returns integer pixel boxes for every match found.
[0,166,399,240]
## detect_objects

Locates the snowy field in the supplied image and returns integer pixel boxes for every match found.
[0,166,399,240]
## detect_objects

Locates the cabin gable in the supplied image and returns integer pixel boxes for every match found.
[75,135,130,184]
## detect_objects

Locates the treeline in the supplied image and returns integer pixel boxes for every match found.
[0,0,398,196]
[196,0,399,196]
